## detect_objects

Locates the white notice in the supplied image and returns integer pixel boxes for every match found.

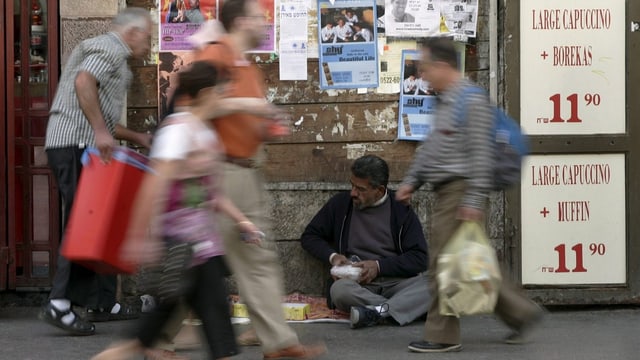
[520,0,626,135]
[521,154,626,285]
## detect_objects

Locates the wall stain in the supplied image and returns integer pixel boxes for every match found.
[343,143,385,160]
[331,122,345,137]
[364,107,398,133]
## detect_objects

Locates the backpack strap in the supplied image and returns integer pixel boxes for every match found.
[454,85,488,127]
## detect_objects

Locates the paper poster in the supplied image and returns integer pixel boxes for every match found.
[440,0,479,38]
[318,0,379,89]
[279,0,308,39]
[397,42,464,140]
[520,0,625,135]
[280,40,308,80]
[384,0,440,37]
[521,154,626,285]
[158,51,197,119]
[159,0,218,51]
[279,0,308,80]
[397,49,436,140]
[376,38,418,94]
[251,0,277,53]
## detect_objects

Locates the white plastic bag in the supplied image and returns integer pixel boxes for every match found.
[330,265,362,281]
[437,221,502,317]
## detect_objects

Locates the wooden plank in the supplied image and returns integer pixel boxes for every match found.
[125,0,155,9]
[129,101,402,143]
[127,65,158,107]
[259,60,402,105]
[276,101,400,143]
[126,108,158,133]
[263,141,420,182]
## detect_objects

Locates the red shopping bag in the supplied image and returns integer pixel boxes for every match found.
[61,147,151,274]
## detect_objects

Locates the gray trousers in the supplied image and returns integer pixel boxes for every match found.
[330,273,430,326]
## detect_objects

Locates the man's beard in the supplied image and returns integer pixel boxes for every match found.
[352,198,366,210]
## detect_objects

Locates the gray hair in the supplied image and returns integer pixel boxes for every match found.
[112,7,151,32]
[351,155,389,189]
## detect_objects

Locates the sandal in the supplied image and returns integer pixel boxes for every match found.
[39,302,95,336]
[87,303,139,322]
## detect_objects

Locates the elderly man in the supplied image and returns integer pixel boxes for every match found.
[301,155,430,329]
[41,7,152,336]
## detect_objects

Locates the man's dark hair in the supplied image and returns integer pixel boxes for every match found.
[220,0,253,31]
[173,61,222,99]
[422,37,458,69]
[351,155,389,188]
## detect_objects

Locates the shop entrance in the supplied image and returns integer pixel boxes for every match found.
[504,1,640,304]
[2,0,60,291]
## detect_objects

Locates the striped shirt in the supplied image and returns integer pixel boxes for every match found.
[45,32,132,149]
[402,78,495,209]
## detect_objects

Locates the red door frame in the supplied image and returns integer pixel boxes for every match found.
[1,0,9,291]
[4,0,60,291]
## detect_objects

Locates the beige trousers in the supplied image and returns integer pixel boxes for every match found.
[218,162,298,353]
[423,180,540,344]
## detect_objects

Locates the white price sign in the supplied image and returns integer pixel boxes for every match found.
[521,154,626,285]
[520,0,626,135]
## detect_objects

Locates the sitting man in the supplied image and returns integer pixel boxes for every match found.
[301,155,430,329]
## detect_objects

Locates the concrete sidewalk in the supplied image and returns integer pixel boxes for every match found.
[1,306,638,359]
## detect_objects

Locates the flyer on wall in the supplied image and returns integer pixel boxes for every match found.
[397,49,436,141]
[384,0,440,38]
[441,0,479,38]
[377,38,418,94]
[158,51,196,119]
[317,0,379,89]
[159,0,219,51]
[252,0,277,53]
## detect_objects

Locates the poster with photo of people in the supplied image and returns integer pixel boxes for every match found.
[384,0,440,37]
[397,43,465,141]
[159,0,275,52]
[383,0,479,38]
[318,0,379,89]
[160,0,219,51]
[252,0,277,53]
[397,49,436,140]
[158,51,197,119]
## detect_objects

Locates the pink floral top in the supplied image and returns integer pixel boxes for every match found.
[150,111,225,264]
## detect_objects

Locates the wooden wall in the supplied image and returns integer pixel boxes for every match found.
[126,45,490,184]
[125,0,491,184]
[123,0,493,296]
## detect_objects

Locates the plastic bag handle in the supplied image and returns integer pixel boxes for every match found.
[81,147,153,173]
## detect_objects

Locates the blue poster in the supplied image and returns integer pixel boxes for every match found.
[318,0,378,89]
[397,49,436,141]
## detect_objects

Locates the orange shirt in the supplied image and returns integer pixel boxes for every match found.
[194,37,267,158]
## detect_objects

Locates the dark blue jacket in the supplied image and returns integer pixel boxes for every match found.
[300,191,428,277]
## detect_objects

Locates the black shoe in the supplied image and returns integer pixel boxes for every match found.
[408,341,462,353]
[505,307,545,344]
[86,303,139,322]
[350,305,386,329]
[39,302,95,336]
